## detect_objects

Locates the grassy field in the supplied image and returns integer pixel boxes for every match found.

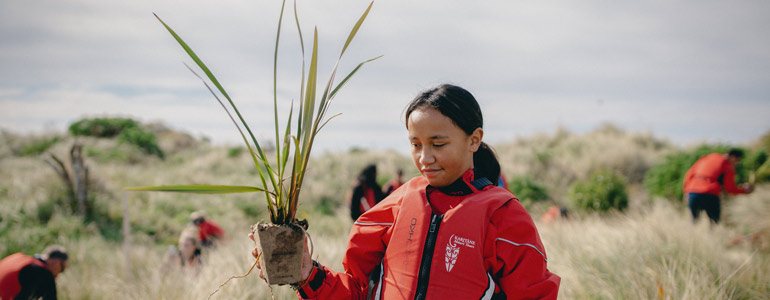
[1,126,768,299]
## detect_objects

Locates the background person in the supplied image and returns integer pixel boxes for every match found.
[161,229,204,274]
[0,245,68,300]
[683,149,754,223]
[190,210,225,247]
[349,164,385,221]
[252,84,560,299]
[382,168,404,196]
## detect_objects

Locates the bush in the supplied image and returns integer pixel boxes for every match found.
[15,136,60,156]
[315,196,339,216]
[508,175,549,205]
[227,146,244,158]
[69,117,138,138]
[744,150,769,184]
[569,169,628,212]
[118,127,165,159]
[744,150,767,171]
[756,160,770,183]
[68,117,164,159]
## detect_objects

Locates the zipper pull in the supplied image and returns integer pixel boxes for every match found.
[429,215,438,233]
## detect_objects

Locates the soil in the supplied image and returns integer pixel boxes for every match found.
[251,222,305,285]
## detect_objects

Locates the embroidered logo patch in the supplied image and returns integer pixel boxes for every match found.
[445,234,476,272]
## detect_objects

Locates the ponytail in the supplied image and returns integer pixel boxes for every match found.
[473,142,501,184]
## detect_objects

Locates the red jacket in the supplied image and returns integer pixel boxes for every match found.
[383,179,404,196]
[684,153,746,196]
[297,169,560,299]
[198,220,224,244]
[351,183,384,221]
[0,253,52,300]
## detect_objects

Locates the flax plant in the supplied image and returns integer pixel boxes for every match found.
[125,0,379,225]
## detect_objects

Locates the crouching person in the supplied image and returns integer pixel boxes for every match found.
[0,245,69,300]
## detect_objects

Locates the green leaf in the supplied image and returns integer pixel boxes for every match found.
[123,185,267,194]
[316,2,373,122]
[301,28,319,149]
[273,0,288,173]
[340,2,373,58]
[330,55,382,100]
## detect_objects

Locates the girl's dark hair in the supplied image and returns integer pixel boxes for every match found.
[404,84,501,183]
[358,164,378,185]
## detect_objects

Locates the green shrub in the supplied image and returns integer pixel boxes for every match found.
[744,150,768,171]
[569,169,628,212]
[36,199,56,223]
[315,196,339,216]
[118,127,164,159]
[69,117,164,159]
[15,136,60,156]
[743,150,769,184]
[756,160,770,183]
[69,117,138,137]
[236,200,261,218]
[227,146,243,158]
[508,175,549,205]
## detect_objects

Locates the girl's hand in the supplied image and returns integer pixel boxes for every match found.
[248,233,314,282]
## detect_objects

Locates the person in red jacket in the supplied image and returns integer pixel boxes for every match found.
[350,164,385,221]
[0,245,68,300]
[382,169,405,197]
[683,149,754,223]
[251,84,560,299]
[191,211,225,247]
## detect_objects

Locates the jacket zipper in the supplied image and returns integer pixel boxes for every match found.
[413,213,443,300]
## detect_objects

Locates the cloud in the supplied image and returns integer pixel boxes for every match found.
[1,0,769,152]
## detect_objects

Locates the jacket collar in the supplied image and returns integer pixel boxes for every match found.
[428,169,476,196]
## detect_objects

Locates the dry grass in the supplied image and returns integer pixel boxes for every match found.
[542,196,770,299]
[2,127,769,299]
[496,124,672,202]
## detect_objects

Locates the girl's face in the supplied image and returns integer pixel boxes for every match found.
[407,108,482,187]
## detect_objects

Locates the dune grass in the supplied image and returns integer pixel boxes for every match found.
[1,128,768,299]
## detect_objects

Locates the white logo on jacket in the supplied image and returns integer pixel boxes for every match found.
[445,234,476,272]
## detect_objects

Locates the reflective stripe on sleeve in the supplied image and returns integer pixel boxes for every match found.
[496,237,548,262]
[479,272,495,300]
[354,222,394,226]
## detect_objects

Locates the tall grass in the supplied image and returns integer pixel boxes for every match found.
[541,197,770,299]
[2,127,769,299]
[42,186,770,299]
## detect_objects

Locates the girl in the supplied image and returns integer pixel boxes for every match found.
[252,84,560,299]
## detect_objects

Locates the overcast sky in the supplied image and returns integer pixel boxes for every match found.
[1,0,769,153]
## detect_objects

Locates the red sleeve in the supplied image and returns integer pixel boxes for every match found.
[297,194,400,299]
[721,162,746,194]
[487,200,560,299]
[210,221,225,237]
[200,221,225,240]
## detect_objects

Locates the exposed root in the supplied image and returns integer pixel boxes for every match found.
[207,252,261,300]
[298,224,314,258]
[208,224,312,299]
